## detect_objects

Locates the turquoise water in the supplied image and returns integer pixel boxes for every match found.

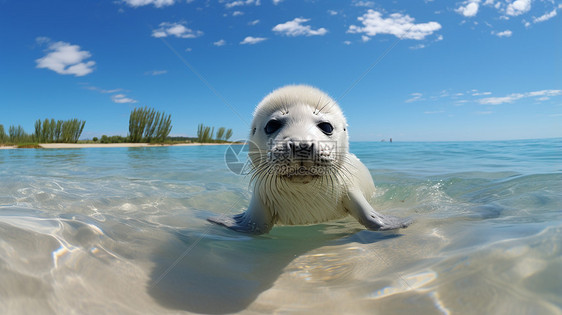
[0,139,561,314]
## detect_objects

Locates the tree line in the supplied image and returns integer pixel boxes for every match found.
[34,118,85,143]
[1,106,236,146]
[128,106,172,143]
[0,118,86,145]
[197,124,233,143]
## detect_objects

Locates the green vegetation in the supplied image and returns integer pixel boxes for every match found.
[100,135,128,143]
[34,118,85,143]
[0,125,5,143]
[225,129,233,141]
[197,124,214,143]
[16,143,41,149]
[168,136,197,142]
[9,125,34,143]
[197,124,233,143]
[0,124,34,146]
[216,127,225,141]
[129,106,172,143]
[0,109,235,148]
[0,118,85,147]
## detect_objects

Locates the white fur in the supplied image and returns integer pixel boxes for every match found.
[254,154,375,225]
[250,85,374,225]
[208,85,411,233]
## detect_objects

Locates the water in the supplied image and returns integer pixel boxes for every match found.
[0,139,561,314]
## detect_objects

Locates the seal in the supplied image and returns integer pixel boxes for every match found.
[208,85,412,234]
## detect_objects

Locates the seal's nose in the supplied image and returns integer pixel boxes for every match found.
[287,139,315,160]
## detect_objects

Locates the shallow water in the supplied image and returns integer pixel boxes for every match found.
[1,139,561,314]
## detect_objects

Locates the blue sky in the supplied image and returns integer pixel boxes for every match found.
[1,0,560,141]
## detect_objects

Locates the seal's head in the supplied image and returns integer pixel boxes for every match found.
[249,85,349,184]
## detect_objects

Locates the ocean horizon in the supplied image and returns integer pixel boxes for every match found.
[1,137,560,314]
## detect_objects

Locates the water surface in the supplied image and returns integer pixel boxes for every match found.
[1,139,561,314]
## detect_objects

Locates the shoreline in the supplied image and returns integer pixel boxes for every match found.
[0,142,240,149]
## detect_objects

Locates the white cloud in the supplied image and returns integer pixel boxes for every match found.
[35,36,51,45]
[361,35,370,42]
[249,19,260,26]
[472,91,492,96]
[35,41,95,77]
[343,40,352,45]
[273,0,283,5]
[225,0,260,9]
[328,10,338,16]
[111,94,137,104]
[455,100,469,106]
[410,43,426,49]
[478,90,562,105]
[83,85,122,94]
[240,36,267,44]
[122,0,175,7]
[506,0,531,16]
[145,70,167,75]
[102,88,122,93]
[493,29,512,37]
[353,1,375,7]
[406,93,424,103]
[533,9,557,23]
[185,47,192,52]
[455,0,481,17]
[152,22,203,38]
[348,10,442,40]
[272,18,328,37]
[214,39,227,46]
[84,86,139,104]
[232,10,244,16]
[483,0,556,20]
[527,90,562,98]
[479,93,525,104]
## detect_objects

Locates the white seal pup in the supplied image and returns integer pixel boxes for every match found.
[209,85,412,234]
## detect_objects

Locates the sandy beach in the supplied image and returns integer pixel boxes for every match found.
[0,142,239,149]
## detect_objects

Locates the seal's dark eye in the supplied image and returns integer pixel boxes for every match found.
[317,122,333,135]
[264,120,282,134]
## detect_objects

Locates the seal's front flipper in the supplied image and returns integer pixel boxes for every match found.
[208,196,273,235]
[344,189,412,231]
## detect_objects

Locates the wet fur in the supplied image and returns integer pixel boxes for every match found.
[208,85,412,234]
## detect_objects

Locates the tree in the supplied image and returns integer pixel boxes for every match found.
[155,113,172,142]
[55,120,63,142]
[196,123,214,143]
[129,106,173,143]
[0,124,6,144]
[8,125,28,143]
[216,127,225,142]
[35,118,85,143]
[34,120,42,142]
[43,118,51,142]
[225,129,233,141]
